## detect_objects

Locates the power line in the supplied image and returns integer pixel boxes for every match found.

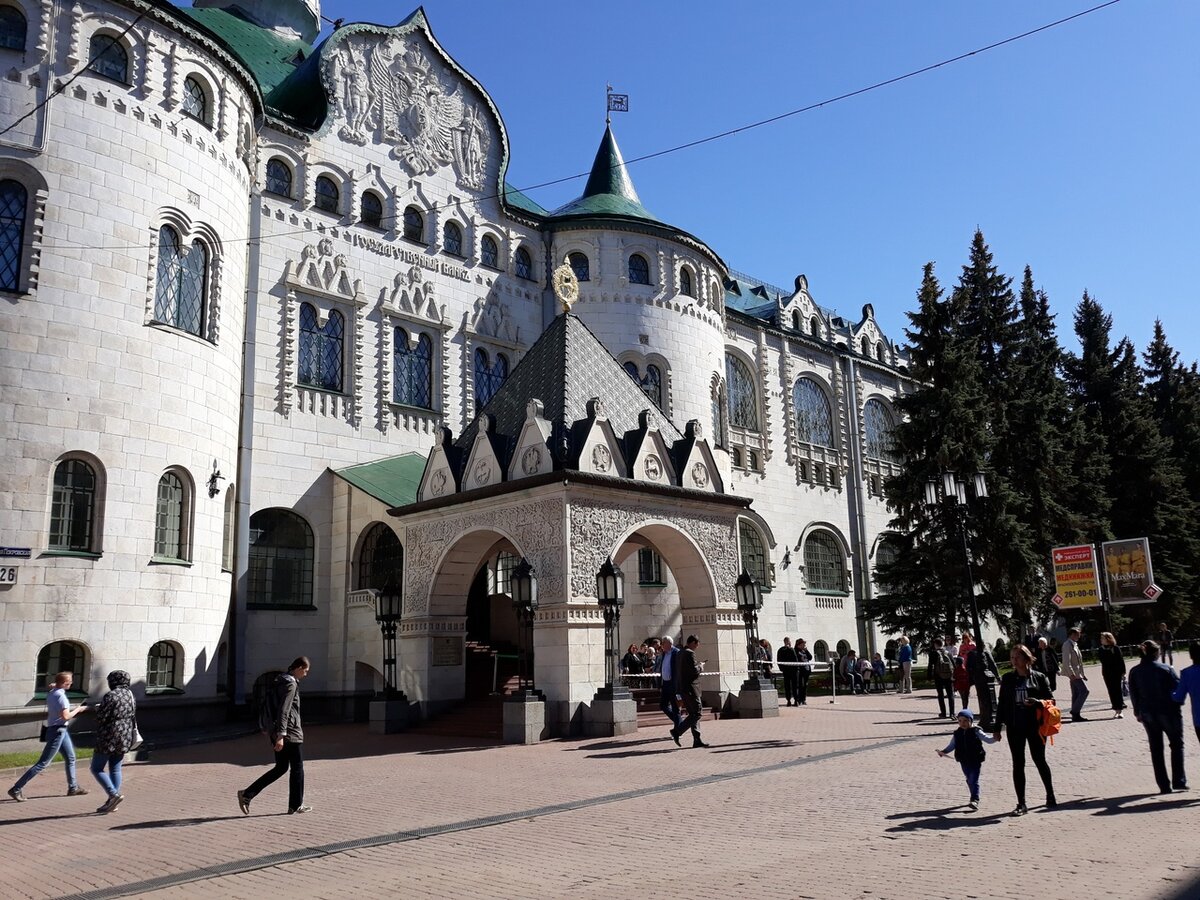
[25,0,1121,253]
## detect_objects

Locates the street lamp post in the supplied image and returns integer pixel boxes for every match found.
[510,557,539,696]
[736,569,764,688]
[925,471,996,725]
[374,580,404,698]
[595,556,630,699]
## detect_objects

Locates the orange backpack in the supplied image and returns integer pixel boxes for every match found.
[1036,699,1062,745]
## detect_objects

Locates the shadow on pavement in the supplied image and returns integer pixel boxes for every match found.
[585,747,679,759]
[572,736,671,751]
[885,810,1008,831]
[710,739,798,753]
[110,815,261,830]
[0,812,87,827]
[1068,792,1200,816]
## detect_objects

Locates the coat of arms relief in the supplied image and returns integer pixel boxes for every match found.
[327,36,491,191]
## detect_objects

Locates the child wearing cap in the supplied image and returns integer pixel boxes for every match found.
[936,709,997,810]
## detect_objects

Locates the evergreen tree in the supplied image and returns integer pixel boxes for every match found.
[1144,321,1200,506]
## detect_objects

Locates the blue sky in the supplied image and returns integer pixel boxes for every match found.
[313,0,1199,365]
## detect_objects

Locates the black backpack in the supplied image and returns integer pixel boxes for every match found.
[935,649,954,681]
[257,674,284,735]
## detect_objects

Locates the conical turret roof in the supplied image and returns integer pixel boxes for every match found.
[549,126,660,222]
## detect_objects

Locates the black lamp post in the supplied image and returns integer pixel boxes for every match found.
[736,569,765,688]
[596,556,630,698]
[375,580,403,698]
[510,557,538,694]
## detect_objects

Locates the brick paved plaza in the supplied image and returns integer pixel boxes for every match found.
[3,668,1198,900]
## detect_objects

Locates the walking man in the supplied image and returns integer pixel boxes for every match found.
[967,638,1000,731]
[658,636,680,728]
[8,672,89,802]
[929,638,955,718]
[670,635,710,748]
[1033,637,1060,692]
[1157,623,1175,667]
[1062,628,1090,722]
[1128,641,1187,793]
[238,656,311,815]
[777,637,799,707]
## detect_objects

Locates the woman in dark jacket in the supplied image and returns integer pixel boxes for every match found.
[994,644,1056,816]
[1097,631,1127,717]
[91,670,137,814]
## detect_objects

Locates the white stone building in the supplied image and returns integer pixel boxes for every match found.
[0,0,911,741]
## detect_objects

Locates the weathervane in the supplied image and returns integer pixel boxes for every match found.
[605,83,628,125]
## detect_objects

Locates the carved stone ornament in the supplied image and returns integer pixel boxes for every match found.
[644,455,662,480]
[552,263,579,311]
[592,444,612,473]
[521,447,541,476]
[326,36,490,190]
[691,462,709,488]
[473,459,492,486]
[430,470,448,496]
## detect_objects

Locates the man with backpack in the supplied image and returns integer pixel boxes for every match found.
[928,638,956,718]
[238,656,311,815]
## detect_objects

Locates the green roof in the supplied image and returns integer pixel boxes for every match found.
[331,453,427,508]
[504,182,549,217]
[550,126,660,223]
[176,6,314,101]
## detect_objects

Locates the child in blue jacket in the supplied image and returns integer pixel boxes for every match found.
[936,709,997,810]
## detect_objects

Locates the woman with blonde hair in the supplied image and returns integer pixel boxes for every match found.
[1097,632,1128,718]
[7,672,89,802]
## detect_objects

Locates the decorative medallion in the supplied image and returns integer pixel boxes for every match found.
[592,444,612,473]
[473,459,492,486]
[552,263,579,312]
[521,447,541,476]
[644,455,662,480]
[430,470,447,496]
[691,462,708,488]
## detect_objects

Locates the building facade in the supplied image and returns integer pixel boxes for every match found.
[0,0,911,740]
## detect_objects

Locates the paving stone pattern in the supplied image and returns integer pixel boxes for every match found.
[2,668,1198,899]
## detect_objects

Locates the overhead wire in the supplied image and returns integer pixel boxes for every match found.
[19,0,1122,253]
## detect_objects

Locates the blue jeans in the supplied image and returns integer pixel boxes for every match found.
[660,680,680,727]
[12,724,77,791]
[1069,677,1090,717]
[960,762,981,801]
[90,752,125,798]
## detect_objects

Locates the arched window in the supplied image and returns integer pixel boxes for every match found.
[793,377,834,448]
[812,640,829,663]
[265,158,293,197]
[443,221,463,256]
[314,175,339,214]
[515,246,533,280]
[679,267,693,297]
[473,348,508,411]
[36,641,85,694]
[623,361,664,410]
[568,251,589,282]
[0,6,27,51]
[298,303,344,392]
[481,234,499,268]
[711,377,726,447]
[247,508,314,607]
[221,486,235,571]
[836,639,852,658]
[357,523,404,590]
[738,520,768,587]
[876,341,885,361]
[791,310,801,331]
[0,178,27,291]
[360,191,383,229]
[628,253,650,285]
[810,316,819,337]
[146,641,180,691]
[861,336,870,356]
[393,327,432,409]
[863,398,898,462]
[403,206,424,242]
[154,225,208,336]
[50,458,98,552]
[153,470,190,561]
[88,33,128,83]
[182,76,207,123]
[804,531,845,592]
[725,354,759,431]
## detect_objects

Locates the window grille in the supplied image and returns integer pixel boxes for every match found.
[804,531,844,591]
[247,509,314,606]
[298,303,344,392]
[49,459,96,551]
[793,378,834,448]
[726,355,759,431]
[0,178,26,291]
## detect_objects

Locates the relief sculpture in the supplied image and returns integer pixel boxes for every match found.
[327,35,491,191]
